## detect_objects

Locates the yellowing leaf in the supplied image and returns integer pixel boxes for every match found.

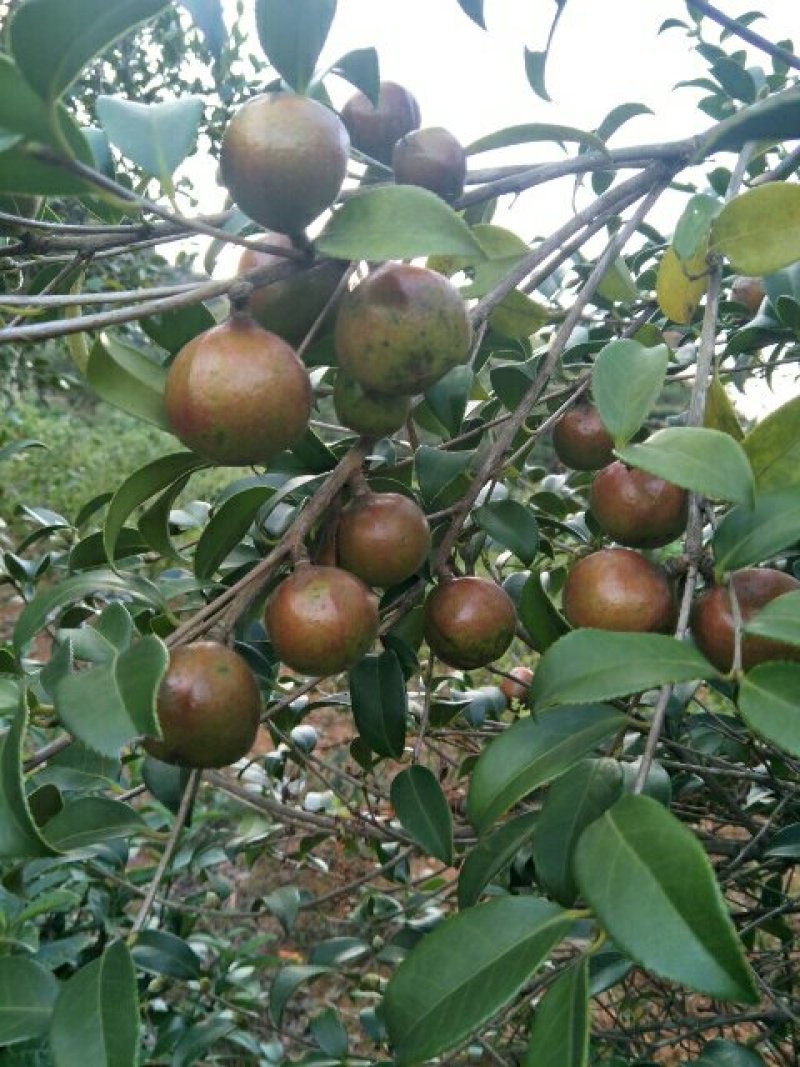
[704,375,744,441]
[742,395,800,491]
[656,245,709,324]
[711,183,800,277]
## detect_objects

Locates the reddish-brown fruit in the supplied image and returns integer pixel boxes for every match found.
[499,666,534,706]
[590,461,689,548]
[424,576,517,670]
[730,275,766,316]
[337,492,431,587]
[341,80,421,164]
[143,641,261,768]
[221,93,349,235]
[691,568,800,673]
[552,404,615,471]
[563,548,676,633]
[335,263,471,395]
[238,235,347,345]
[164,317,311,466]
[265,565,379,676]
[333,373,410,437]
[392,127,466,201]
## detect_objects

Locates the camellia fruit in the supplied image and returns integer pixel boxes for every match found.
[552,403,615,471]
[730,275,766,317]
[265,564,379,676]
[392,127,466,202]
[589,461,689,548]
[337,491,431,588]
[143,641,261,768]
[424,576,517,670]
[691,568,800,672]
[499,665,534,706]
[335,263,471,395]
[164,317,311,465]
[220,92,350,235]
[238,234,347,345]
[563,548,675,633]
[333,372,410,437]
[341,80,421,164]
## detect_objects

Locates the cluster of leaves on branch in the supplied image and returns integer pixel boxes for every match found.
[0,0,800,1065]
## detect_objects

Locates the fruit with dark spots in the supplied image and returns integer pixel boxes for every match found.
[552,404,615,470]
[499,666,534,706]
[691,568,800,673]
[335,263,471,395]
[143,641,261,768]
[590,461,688,548]
[730,275,766,317]
[221,92,349,235]
[424,576,517,670]
[265,564,380,676]
[238,234,347,345]
[341,80,421,164]
[337,492,431,588]
[392,127,466,201]
[164,317,311,466]
[563,548,676,633]
[333,372,410,436]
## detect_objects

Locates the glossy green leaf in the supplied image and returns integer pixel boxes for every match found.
[456,0,485,29]
[524,47,552,103]
[518,572,569,652]
[738,663,800,757]
[457,811,538,909]
[171,1019,237,1067]
[704,375,744,441]
[104,452,207,567]
[533,758,624,906]
[317,185,485,261]
[595,102,654,141]
[44,797,144,850]
[349,650,407,759]
[270,965,331,1026]
[522,958,589,1067]
[474,499,539,565]
[11,0,168,101]
[574,795,758,1003]
[693,1039,765,1067]
[466,124,606,157]
[142,756,192,816]
[328,47,379,104]
[591,339,668,446]
[424,366,473,437]
[531,631,715,710]
[0,957,58,1045]
[700,86,800,156]
[616,427,755,507]
[194,484,275,578]
[467,704,626,833]
[711,184,800,276]
[86,335,169,429]
[764,823,800,858]
[141,303,215,355]
[390,765,453,865]
[255,0,336,92]
[96,95,204,187]
[596,256,639,303]
[137,476,193,563]
[49,941,139,1067]
[311,1007,349,1059]
[0,56,92,195]
[713,487,800,573]
[673,194,723,262]
[415,445,475,509]
[744,590,800,648]
[130,930,202,980]
[384,896,570,1064]
[0,699,57,859]
[742,395,800,491]
[181,0,226,59]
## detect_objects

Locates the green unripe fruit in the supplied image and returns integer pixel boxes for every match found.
[333,373,410,436]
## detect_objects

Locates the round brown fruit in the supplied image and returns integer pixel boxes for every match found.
[563,548,676,633]
[424,576,517,670]
[238,234,347,345]
[221,92,349,235]
[337,492,431,588]
[552,404,615,471]
[143,641,261,768]
[265,564,379,676]
[333,373,410,437]
[589,461,688,548]
[335,263,471,395]
[164,317,311,465]
[730,275,766,317]
[691,568,800,673]
[392,127,466,201]
[341,80,421,164]
[499,666,534,706]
